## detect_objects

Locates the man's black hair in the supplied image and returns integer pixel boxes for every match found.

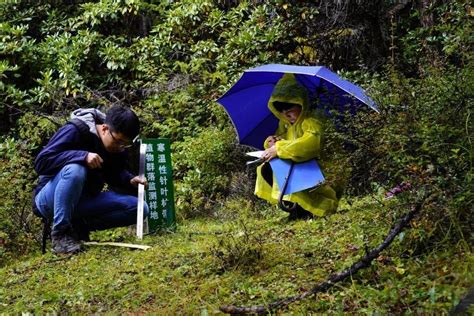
[273,101,301,112]
[105,105,140,140]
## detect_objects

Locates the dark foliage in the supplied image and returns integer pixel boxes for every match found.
[0,0,472,263]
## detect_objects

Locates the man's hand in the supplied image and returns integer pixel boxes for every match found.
[130,176,148,188]
[86,153,103,169]
[261,146,278,162]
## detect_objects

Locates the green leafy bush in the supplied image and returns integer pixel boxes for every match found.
[0,0,472,261]
[173,126,244,218]
[0,137,39,264]
[338,64,473,249]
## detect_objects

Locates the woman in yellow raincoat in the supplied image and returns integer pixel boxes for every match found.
[255,73,339,218]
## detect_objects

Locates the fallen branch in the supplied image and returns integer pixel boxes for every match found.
[220,197,427,315]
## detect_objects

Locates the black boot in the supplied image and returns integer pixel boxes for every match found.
[287,205,314,221]
[51,225,82,255]
[295,206,314,220]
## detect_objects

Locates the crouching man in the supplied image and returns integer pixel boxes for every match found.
[33,105,149,254]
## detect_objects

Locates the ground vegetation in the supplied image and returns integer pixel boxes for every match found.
[0,0,472,313]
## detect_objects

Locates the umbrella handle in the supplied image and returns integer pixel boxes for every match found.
[278,161,297,212]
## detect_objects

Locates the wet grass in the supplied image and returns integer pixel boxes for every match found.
[1,197,472,314]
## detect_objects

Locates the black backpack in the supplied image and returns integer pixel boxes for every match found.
[68,118,95,148]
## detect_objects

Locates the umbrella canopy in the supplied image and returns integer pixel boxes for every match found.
[217,64,379,149]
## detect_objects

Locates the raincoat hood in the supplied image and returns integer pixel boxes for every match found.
[268,73,310,124]
[70,108,106,136]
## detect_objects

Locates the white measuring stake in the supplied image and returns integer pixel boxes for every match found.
[136,143,147,240]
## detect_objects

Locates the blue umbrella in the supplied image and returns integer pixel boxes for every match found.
[217,64,379,150]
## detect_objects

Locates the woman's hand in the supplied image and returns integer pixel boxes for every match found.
[261,146,278,161]
[130,176,148,188]
[266,135,282,147]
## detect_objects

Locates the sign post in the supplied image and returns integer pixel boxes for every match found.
[136,143,147,239]
[141,138,176,232]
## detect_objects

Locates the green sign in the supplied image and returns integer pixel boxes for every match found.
[141,138,176,232]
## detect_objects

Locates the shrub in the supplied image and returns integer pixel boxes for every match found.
[173,126,245,218]
[338,64,473,249]
[0,113,68,263]
[0,137,40,264]
[210,221,265,273]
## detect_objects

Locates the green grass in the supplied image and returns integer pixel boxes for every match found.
[1,197,472,314]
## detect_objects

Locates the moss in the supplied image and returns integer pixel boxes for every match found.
[1,196,472,313]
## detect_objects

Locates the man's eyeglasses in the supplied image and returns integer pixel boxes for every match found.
[108,130,133,149]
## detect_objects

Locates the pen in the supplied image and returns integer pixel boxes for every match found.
[246,158,264,166]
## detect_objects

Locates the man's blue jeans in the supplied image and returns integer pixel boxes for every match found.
[35,164,149,231]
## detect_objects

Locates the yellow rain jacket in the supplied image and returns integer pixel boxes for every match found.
[255,74,339,216]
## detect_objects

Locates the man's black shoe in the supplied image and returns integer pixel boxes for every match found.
[76,229,91,242]
[72,220,91,242]
[51,229,82,254]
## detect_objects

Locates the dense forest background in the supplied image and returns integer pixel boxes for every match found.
[0,0,472,312]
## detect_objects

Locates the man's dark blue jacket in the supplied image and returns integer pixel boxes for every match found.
[34,122,135,199]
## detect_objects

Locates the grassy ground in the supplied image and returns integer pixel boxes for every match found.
[1,197,473,314]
